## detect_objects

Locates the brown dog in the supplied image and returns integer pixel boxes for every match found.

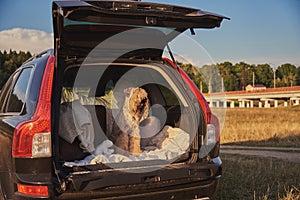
[111,88,149,156]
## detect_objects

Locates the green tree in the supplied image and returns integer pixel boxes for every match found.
[199,64,222,93]
[0,50,32,88]
[177,62,208,93]
[276,63,298,87]
[297,66,300,86]
[234,62,251,90]
[217,62,239,91]
[168,61,299,93]
[254,64,273,88]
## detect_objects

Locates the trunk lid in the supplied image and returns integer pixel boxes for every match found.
[52,0,228,59]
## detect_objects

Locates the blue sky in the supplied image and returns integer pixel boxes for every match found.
[0,0,299,67]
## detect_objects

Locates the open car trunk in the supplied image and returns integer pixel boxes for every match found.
[58,62,200,162]
[51,0,226,196]
[55,62,205,190]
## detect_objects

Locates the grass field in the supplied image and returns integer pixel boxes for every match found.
[218,106,300,147]
[212,106,300,199]
[213,154,300,200]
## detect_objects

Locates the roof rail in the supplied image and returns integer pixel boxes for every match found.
[23,49,54,65]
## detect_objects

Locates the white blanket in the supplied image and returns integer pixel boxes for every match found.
[64,126,190,167]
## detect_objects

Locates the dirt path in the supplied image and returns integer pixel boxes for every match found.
[220,145,300,163]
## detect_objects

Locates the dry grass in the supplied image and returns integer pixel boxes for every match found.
[213,154,300,200]
[211,107,300,199]
[217,106,300,147]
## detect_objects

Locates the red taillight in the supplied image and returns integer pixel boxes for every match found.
[12,55,55,158]
[17,184,49,197]
[211,114,220,143]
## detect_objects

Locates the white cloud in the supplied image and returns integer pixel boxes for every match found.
[0,28,53,54]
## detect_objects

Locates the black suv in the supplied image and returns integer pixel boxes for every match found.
[0,1,227,199]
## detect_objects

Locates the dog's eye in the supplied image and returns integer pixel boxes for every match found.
[140,98,147,104]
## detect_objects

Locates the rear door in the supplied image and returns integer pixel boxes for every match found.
[0,67,34,198]
[52,0,228,59]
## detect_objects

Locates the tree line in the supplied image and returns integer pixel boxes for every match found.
[0,50,299,93]
[178,61,300,93]
[0,50,32,88]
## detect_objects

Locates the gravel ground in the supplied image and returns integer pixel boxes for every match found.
[220,145,300,163]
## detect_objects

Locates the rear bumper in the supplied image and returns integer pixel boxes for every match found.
[14,177,220,200]
[58,177,220,200]
[15,157,222,199]
[56,158,222,200]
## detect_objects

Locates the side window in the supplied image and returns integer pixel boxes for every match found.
[6,68,32,113]
[0,75,14,112]
[158,85,180,106]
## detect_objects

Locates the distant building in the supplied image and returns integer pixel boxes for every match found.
[245,84,267,92]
